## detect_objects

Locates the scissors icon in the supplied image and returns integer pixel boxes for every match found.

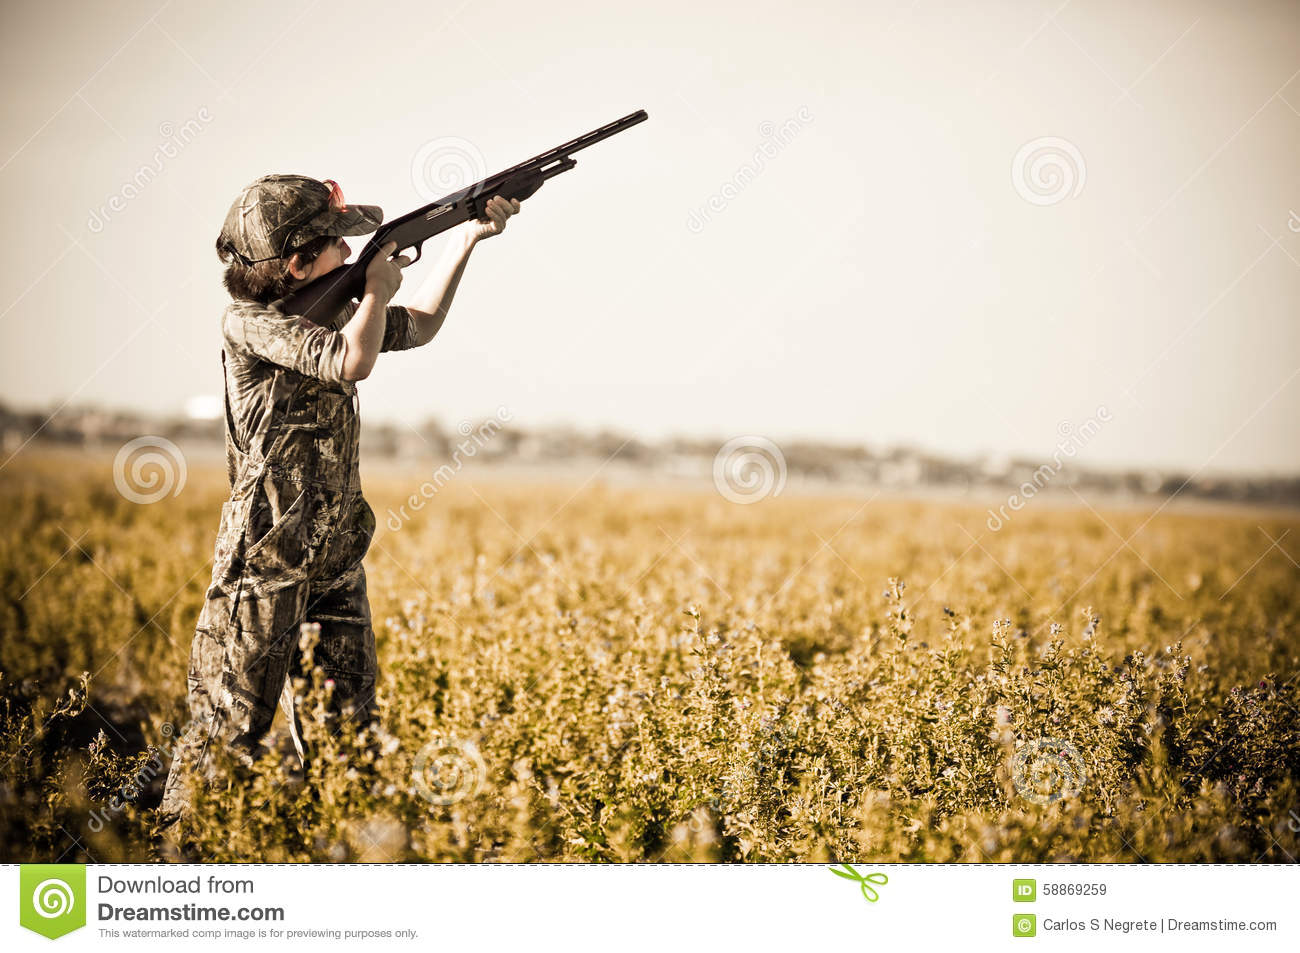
[829,864,888,902]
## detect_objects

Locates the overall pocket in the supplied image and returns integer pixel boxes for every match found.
[209,498,251,592]
[313,389,355,478]
[243,478,314,583]
[318,496,376,580]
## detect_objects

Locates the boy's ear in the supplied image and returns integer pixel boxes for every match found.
[286,252,310,281]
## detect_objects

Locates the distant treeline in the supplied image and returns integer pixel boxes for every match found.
[2,401,1297,507]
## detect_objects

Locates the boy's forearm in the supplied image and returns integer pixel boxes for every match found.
[339,291,390,381]
[406,232,478,347]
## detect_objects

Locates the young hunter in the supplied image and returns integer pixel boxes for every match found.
[159,175,520,822]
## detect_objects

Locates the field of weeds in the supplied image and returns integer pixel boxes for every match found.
[1,450,1297,862]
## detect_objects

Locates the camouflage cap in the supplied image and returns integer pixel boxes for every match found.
[220,174,383,264]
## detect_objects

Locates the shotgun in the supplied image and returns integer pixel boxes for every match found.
[280,109,649,324]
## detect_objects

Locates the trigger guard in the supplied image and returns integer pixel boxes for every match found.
[406,243,424,265]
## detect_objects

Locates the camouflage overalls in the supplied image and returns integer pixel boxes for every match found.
[160,296,417,817]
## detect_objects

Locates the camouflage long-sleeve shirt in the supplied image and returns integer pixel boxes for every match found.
[220,297,417,494]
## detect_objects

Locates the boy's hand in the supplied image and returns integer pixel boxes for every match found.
[364,241,410,301]
[463,195,521,244]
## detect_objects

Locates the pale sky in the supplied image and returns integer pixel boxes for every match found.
[2,0,1297,475]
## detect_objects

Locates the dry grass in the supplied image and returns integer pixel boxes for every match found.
[2,449,1298,862]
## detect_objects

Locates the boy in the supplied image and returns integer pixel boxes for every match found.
[159,174,519,823]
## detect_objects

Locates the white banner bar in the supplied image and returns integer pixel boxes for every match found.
[4,863,1297,951]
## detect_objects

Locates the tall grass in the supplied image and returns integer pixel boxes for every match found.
[2,451,1297,862]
